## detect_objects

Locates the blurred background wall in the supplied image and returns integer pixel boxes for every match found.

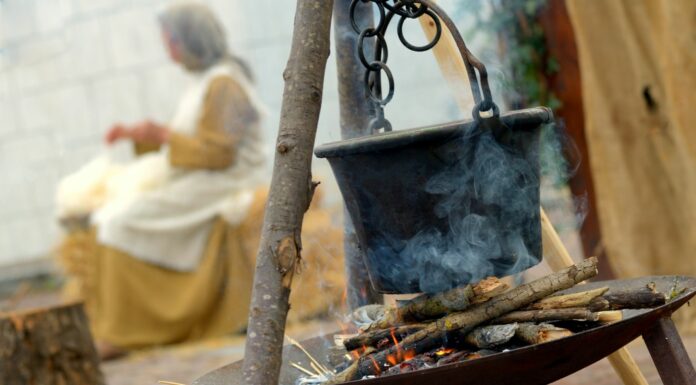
[0,0,465,271]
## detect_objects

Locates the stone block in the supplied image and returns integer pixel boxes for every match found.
[19,84,93,135]
[105,6,167,70]
[0,0,37,43]
[93,72,146,132]
[63,19,112,79]
[141,64,188,122]
[35,0,74,34]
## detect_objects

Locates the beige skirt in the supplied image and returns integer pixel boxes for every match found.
[58,188,346,349]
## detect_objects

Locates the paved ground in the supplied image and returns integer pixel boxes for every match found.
[102,320,337,385]
[101,323,696,385]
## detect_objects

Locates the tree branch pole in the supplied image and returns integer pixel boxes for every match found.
[241,1,334,384]
[333,0,383,309]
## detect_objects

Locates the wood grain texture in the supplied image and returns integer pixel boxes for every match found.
[0,303,104,385]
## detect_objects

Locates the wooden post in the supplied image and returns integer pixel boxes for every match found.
[642,317,696,385]
[0,303,104,385]
[537,0,614,280]
[241,1,334,384]
[333,0,383,309]
[418,3,648,385]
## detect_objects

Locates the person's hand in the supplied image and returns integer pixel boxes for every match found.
[105,123,131,145]
[130,120,170,145]
[104,121,170,146]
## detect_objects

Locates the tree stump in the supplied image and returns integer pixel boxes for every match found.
[0,302,104,385]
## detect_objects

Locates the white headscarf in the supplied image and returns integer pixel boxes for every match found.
[159,1,253,80]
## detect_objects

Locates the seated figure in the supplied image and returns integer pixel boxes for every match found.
[55,2,345,359]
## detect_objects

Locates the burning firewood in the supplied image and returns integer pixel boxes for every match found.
[491,308,600,324]
[436,349,498,366]
[328,346,376,383]
[342,324,429,351]
[365,277,509,331]
[463,323,518,348]
[325,258,598,383]
[383,352,436,376]
[526,287,609,310]
[434,350,471,366]
[515,323,573,345]
[588,287,666,312]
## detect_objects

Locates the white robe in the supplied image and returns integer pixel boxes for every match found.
[89,62,266,271]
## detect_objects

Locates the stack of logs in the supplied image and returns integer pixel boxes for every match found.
[325,258,667,383]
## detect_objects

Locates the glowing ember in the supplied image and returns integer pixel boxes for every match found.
[403,349,416,361]
[435,347,455,357]
[350,350,360,360]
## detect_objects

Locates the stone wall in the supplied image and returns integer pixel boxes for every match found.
[0,0,466,267]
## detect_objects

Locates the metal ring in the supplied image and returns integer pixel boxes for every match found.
[383,0,426,19]
[401,1,428,18]
[358,30,389,70]
[350,0,386,36]
[396,9,441,52]
[364,62,395,105]
[472,100,500,121]
[368,116,393,132]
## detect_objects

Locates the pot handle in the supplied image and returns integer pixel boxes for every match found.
[418,0,498,119]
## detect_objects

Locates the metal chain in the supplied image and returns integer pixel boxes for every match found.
[350,0,443,132]
[350,0,499,132]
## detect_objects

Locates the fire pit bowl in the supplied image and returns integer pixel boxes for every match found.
[193,275,696,385]
[315,107,553,293]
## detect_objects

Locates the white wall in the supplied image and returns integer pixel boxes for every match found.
[0,0,468,267]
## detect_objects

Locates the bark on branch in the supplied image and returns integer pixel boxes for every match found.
[241,1,334,384]
[367,277,508,330]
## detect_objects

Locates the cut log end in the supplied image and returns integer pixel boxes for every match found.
[596,310,623,323]
[516,323,573,345]
[0,303,104,385]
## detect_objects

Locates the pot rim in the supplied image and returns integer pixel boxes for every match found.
[315,106,553,158]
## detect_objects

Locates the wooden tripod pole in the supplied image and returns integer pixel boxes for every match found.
[241,1,334,384]
[418,11,648,385]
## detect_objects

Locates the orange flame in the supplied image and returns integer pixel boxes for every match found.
[368,355,381,374]
[389,328,404,361]
[341,287,348,309]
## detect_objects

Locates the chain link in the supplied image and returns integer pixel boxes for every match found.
[350,0,443,133]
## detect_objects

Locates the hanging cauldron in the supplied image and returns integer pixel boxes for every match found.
[315,0,554,294]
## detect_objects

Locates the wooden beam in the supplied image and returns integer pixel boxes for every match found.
[642,317,696,385]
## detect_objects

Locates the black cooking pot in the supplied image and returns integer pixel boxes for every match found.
[316,0,553,293]
[316,108,551,293]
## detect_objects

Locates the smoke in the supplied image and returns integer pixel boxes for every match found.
[365,119,542,294]
[538,119,589,233]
